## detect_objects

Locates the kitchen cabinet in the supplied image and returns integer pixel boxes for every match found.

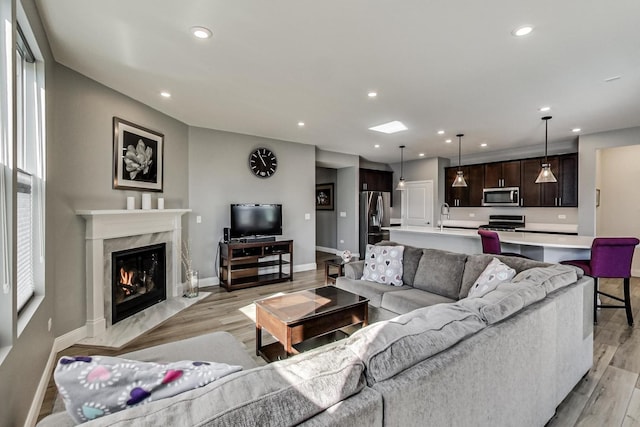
[484,160,520,188]
[444,164,484,207]
[360,168,393,192]
[520,153,578,207]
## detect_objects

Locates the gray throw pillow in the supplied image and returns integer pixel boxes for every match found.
[413,249,467,299]
[375,241,422,286]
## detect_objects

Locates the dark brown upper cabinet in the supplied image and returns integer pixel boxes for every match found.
[444,164,484,207]
[484,160,520,188]
[360,168,393,192]
[520,153,578,207]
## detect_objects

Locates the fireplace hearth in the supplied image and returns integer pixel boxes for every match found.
[112,243,166,324]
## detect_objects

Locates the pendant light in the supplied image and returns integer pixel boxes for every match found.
[535,116,558,184]
[452,134,467,187]
[396,145,406,191]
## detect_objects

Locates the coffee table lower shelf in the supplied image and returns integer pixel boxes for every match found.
[258,329,349,363]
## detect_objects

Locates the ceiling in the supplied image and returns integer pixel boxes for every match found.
[35,0,640,164]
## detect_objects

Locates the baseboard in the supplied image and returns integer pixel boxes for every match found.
[293,263,317,272]
[25,345,58,427]
[316,246,340,255]
[54,325,88,353]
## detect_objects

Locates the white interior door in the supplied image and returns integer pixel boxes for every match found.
[401,180,434,227]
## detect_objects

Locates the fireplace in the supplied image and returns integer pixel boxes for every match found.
[111,243,166,324]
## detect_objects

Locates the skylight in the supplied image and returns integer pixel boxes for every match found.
[369,121,408,134]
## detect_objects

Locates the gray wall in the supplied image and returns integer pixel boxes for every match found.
[50,64,189,336]
[188,127,316,278]
[315,167,337,249]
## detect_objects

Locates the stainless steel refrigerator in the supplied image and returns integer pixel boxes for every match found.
[360,191,391,257]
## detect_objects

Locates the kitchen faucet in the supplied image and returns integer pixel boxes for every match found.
[440,203,450,231]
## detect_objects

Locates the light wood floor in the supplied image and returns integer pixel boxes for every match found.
[37,255,640,426]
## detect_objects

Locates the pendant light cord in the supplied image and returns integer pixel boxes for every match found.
[542,116,552,163]
[399,145,405,179]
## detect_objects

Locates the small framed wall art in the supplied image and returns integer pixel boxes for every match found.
[113,117,164,191]
[316,183,334,210]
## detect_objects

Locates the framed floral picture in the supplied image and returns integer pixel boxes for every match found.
[113,117,164,191]
[316,183,334,210]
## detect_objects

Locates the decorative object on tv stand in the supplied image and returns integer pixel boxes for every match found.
[396,145,406,191]
[113,117,164,192]
[181,240,199,298]
[535,116,558,184]
[316,183,334,210]
[157,197,164,210]
[126,196,135,210]
[452,134,468,187]
[341,250,352,262]
[141,193,152,210]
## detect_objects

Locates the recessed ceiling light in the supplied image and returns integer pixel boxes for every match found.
[369,121,408,134]
[512,25,534,37]
[437,130,445,135]
[480,143,488,147]
[368,91,377,98]
[445,139,452,143]
[374,144,380,148]
[604,76,621,82]
[298,121,305,127]
[191,26,213,39]
[160,91,171,98]
[419,153,425,157]
[539,106,551,112]
[572,128,581,133]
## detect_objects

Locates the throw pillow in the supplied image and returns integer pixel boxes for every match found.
[361,244,404,286]
[468,257,516,298]
[54,355,242,424]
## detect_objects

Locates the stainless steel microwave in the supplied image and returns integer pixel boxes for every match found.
[482,187,520,206]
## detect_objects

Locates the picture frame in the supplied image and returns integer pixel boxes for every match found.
[316,183,334,210]
[113,117,164,192]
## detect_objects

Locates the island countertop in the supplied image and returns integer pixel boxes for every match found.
[384,226,594,262]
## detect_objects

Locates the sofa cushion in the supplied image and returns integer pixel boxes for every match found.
[336,277,411,307]
[412,249,467,299]
[346,303,485,385]
[380,288,455,314]
[78,343,365,427]
[468,257,516,298]
[512,264,580,294]
[459,281,546,324]
[376,241,423,286]
[361,244,405,286]
[459,254,551,299]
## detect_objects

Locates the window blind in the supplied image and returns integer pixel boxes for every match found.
[16,170,33,311]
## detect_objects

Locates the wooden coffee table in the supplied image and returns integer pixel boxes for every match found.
[255,286,368,362]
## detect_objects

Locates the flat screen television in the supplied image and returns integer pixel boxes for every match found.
[230,204,282,238]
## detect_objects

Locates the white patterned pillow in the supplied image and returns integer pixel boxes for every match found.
[361,244,404,286]
[468,257,516,298]
[54,355,242,423]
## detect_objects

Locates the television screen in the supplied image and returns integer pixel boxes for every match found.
[230,204,282,238]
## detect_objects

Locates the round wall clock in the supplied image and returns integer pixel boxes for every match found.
[249,147,278,178]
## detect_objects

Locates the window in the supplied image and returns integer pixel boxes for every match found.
[15,23,45,314]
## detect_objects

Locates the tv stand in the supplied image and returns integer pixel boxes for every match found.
[219,239,293,291]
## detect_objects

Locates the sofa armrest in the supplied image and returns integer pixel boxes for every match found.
[345,260,365,279]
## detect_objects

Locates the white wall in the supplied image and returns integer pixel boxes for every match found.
[596,144,640,275]
[188,127,316,279]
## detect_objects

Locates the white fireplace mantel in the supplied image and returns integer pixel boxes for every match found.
[77,209,191,338]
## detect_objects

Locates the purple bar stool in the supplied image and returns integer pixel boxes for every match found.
[477,230,528,258]
[561,237,639,326]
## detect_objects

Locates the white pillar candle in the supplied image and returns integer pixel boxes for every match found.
[142,193,152,210]
[126,196,135,210]
[157,198,165,210]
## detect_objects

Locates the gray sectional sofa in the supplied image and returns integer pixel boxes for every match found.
[39,244,593,427]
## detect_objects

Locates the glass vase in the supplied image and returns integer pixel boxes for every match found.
[184,270,199,298]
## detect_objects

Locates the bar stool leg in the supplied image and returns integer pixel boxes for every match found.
[624,277,633,326]
[593,277,599,324]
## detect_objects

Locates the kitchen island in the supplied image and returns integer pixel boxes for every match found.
[386,226,593,263]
